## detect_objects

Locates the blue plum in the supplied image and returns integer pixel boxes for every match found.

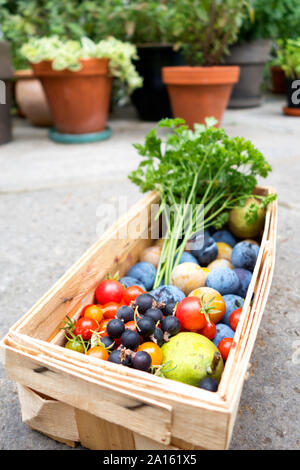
[233,268,252,298]
[176,252,199,265]
[206,267,240,295]
[222,294,245,325]
[127,262,156,291]
[212,323,235,348]
[231,241,259,271]
[119,276,146,290]
[212,230,237,248]
[149,285,185,305]
[186,231,218,266]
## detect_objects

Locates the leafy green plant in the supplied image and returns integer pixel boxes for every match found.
[0,0,85,69]
[20,36,143,93]
[238,0,300,43]
[79,0,176,45]
[167,0,246,66]
[129,118,276,287]
[276,38,300,79]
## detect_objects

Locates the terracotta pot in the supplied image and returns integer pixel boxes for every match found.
[15,69,53,126]
[271,65,287,94]
[32,58,112,134]
[162,66,240,128]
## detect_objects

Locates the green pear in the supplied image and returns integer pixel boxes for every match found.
[228,197,265,239]
[161,332,224,387]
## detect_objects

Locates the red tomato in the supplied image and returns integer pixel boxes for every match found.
[102,301,120,319]
[123,285,146,305]
[229,308,242,331]
[218,337,233,361]
[200,321,216,340]
[95,279,124,305]
[84,305,104,323]
[176,296,207,331]
[74,317,98,341]
[124,320,137,332]
[98,319,111,337]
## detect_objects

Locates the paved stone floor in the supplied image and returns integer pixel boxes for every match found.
[0,94,300,450]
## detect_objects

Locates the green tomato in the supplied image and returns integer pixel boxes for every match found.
[65,338,85,354]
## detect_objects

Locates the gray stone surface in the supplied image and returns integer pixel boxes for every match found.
[0,95,299,450]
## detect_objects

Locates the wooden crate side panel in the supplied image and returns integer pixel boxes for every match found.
[17,384,79,442]
[3,344,230,450]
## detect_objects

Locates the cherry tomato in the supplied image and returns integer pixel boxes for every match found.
[80,304,94,317]
[229,308,242,331]
[123,285,146,305]
[95,279,124,305]
[124,320,137,332]
[176,296,207,331]
[86,345,109,361]
[218,337,233,361]
[189,287,226,324]
[98,318,111,337]
[102,301,120,319]
[137,342,162,366]
[200,321,217,340]
[65,338,85,354]
[84,305,104,323]
[74,317,98,341]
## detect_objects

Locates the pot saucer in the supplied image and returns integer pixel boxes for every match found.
[283,106,300,117]
[48,126,112,144]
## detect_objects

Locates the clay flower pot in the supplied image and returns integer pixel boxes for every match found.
[271,65,287,94]
[15,69,53,126]
[32,58,112,135]
[162,66,240,128]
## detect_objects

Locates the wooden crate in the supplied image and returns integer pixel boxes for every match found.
[0,187,277,450]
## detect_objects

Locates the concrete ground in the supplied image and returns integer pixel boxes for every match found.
[0,94,299,450]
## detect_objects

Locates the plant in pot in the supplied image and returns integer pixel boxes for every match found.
[0,0,87,126]
[268,0,300,94]
[161,0,244,129]
[20,36,142,143]
[276,38,300,116]
[225,0,292,107]
[84,0,186,121]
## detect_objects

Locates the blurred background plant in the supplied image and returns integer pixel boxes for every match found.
[238,0,300,44]
[276,38,300,79]
[166,0,246,66]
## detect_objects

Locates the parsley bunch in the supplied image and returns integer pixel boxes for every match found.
[129,118,276,288]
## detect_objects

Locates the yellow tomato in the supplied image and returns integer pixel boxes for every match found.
[137,342,162,366]
[216,242,232,261]
[86,346,109,361]
[84,305,104,323]
[189,286,226,324]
